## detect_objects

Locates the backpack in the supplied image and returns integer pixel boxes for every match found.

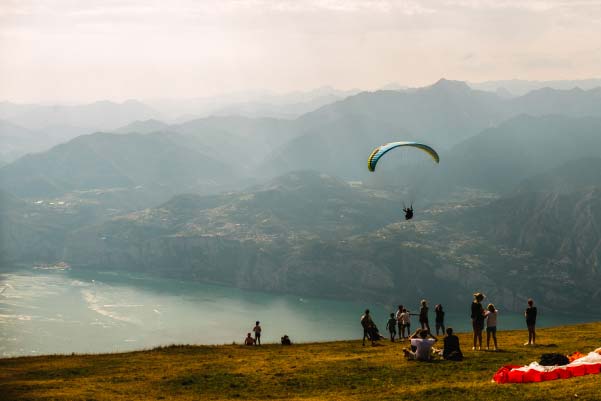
[539,353,569,366]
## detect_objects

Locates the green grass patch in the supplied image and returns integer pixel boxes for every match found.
[1,322,600,400]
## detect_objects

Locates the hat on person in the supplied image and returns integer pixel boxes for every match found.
[473,292,485,300]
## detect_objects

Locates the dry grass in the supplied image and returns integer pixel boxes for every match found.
[1,322,600,400]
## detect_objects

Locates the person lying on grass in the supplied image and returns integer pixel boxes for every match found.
[403,329,438,361]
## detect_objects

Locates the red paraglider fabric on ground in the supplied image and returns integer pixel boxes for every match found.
[492,350,601,384]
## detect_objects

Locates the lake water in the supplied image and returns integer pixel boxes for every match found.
[1,269,599,357]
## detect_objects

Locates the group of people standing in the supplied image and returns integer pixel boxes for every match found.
[387,300,447,343]
[362,299,447,346]
[470,292,499,351]
[470,293,537,351]
[362,293,540,361]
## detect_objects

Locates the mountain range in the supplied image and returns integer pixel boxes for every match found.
[2,79,601,313]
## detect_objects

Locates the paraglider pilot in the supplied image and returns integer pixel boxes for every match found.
[403,204,414,220]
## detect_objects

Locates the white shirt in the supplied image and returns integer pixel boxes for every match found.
[400,312,411,324]
[411,338,436,360]
[395,309,403,321]
[486,310,498,327]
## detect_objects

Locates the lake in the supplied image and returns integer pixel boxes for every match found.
[1,268,598,357]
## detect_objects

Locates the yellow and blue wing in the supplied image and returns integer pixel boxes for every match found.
[367,141,439,172]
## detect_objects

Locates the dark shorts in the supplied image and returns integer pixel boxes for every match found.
[486,326,496,333]
[472,319,484,331]
[527,322,536,329]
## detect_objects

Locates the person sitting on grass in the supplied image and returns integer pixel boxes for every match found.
[244,333,255,346]
[442,327,463,361]
[386,313,397,342]
[403,329,438,361]
[281,335,292,345]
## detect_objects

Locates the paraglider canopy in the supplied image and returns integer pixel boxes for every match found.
[367,141,439,172]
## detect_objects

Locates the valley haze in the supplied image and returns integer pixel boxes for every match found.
[2,78,601,323]
[4,3,601,401]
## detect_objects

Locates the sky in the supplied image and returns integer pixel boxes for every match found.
[1,0,601,102]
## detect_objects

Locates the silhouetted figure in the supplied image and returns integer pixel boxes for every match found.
[442,328,463,361]
[435,304,446,336]
[525,299,537,346]
[419,299,430,332]
[253,321,262,346]
[386,313,397,342]
[361,309,374,346]
[471,292,485,350]
[403,205,414,220]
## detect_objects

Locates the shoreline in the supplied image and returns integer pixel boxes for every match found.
[2,320,600,361]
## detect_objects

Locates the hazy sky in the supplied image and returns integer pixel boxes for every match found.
[1,0,601,102]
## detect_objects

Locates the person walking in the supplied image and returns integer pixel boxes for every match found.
[471,293,485,350]
[524,298,537,346]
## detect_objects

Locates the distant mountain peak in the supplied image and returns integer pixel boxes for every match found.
[424,79,472,95]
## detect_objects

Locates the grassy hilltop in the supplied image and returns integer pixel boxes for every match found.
[1,322,600,400]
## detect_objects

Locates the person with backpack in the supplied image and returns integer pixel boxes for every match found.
[361,309,375,346]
